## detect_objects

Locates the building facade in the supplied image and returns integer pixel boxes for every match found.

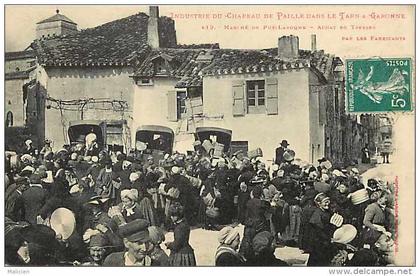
[6,6,387,163]
[25,6,177,150]
[5,50,37,127]
[132,36,348,164]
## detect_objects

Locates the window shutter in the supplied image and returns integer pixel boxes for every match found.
[232,80,245,116]
[266,78,278,115]
[167,90,178,121]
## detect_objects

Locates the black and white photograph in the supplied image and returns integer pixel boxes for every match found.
[3,3,415,272]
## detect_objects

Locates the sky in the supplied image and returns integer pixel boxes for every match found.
[5,5,415,59]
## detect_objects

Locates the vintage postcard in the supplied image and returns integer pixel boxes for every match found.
[3,4,415,272]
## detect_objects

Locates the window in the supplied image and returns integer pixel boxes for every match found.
[232,78,278,116]
[137,78,154,86]
[231,141,249,156]
[5,111,13,127]
[106,122,124,152]
[177,91,187,120]
[246,80,265,114]
[155,59,168,76]
[187,87,202,99]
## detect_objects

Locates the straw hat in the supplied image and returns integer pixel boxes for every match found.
[321,160,333,170]
[332,169,345,177]
[283,150,295,162]
[50,208,76,240]
[332,224,357,244]
[350,189,369,205]
[136,141,147,151]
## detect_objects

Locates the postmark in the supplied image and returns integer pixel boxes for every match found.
[346,58,412,113]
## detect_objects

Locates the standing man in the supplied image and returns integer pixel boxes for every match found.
[275,140,289,166]
[381,136,393,164]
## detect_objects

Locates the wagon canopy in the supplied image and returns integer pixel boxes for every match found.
[135,125,174,154]
[195,127,232,152]
[68,120,106,147]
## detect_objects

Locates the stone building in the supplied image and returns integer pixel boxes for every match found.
[27,6,177,150]
[5,6,383,163]
[36,9,79,39]
[5,50,37,127]
[131,35,358,164]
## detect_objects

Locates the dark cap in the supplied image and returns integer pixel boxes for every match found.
[29,174,42,184]
[119,219,150,243]
[364,229,383,246]
[19,224,60,249]
[89,234,109,248]
[103,157,112,166]
[318,157,327,163]
[281,140,289,147]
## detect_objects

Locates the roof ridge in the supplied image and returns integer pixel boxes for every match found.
[83,12,148,32]
[37,13,76,25]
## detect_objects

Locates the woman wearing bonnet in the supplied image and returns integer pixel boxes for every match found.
[108,188,156,227]
[120,189,143,223]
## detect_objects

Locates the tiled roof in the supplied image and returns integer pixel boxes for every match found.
[173,49,336,87]
[174,43,220,49]
[298,49,336,79]
[133,47,337,88]
[134,48,210,87]
[37,12,77,25]
[5,50,36,61]
[31,12,155,67]
[200,49,311,76]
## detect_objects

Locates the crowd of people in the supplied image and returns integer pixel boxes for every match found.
[5,136,396,266]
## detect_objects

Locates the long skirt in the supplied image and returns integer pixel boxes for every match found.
[139,197,157,226]
[168,252,196,266]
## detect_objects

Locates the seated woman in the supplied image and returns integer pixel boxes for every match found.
[215,226,246,266]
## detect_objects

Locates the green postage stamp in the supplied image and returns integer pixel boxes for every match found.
[346,58,412,113]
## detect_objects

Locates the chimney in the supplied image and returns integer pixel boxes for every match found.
[278,35,299,59]
[311,34,317,51]
[147,6,160,48]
